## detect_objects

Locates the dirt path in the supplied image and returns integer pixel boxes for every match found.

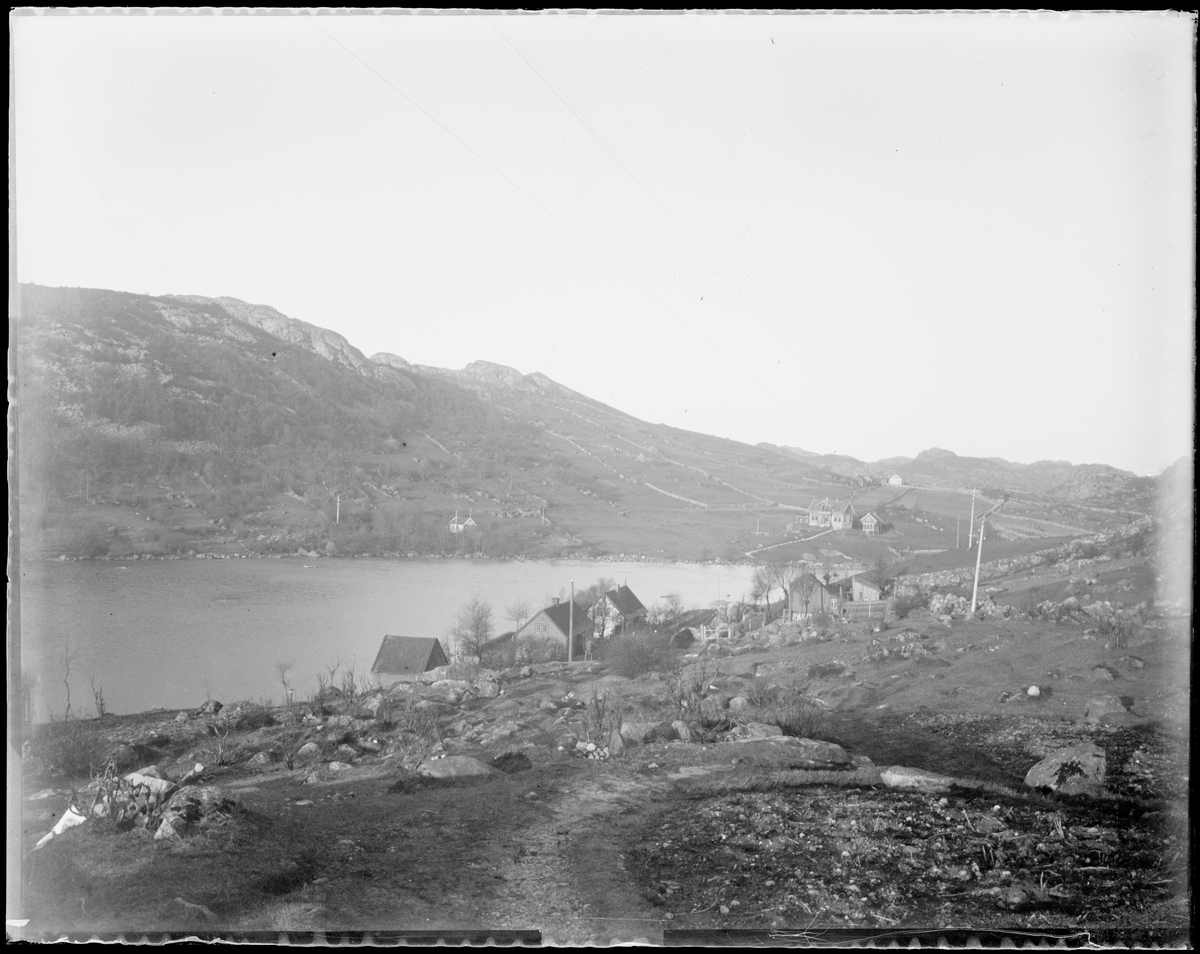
[483,770,673,944]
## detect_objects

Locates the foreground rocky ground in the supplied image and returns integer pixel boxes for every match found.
[17,572,1191,945]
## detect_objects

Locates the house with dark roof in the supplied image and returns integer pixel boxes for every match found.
[789,573,841,617]
[513,600,591,660]
[605,584,648,634]
[370,635,449,686]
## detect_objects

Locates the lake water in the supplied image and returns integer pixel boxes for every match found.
[19,557,756,720]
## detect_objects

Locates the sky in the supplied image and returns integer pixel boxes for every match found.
[12,10,1195,476]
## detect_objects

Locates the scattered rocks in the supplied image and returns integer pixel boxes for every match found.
[1024,743,1106,796]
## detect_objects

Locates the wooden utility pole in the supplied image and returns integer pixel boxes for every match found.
[336,493,341,524]
[568,580,574,663]
[956,515,960,548]
[970,517,986,616]
[967,489,976,548]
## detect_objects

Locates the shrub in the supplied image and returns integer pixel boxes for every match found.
[807,662,845,680]
[756,690,828,740]
[1097,615,1136,649]
[515,637,562,666]
[583,691,626,743]
[891,592,926,620]
[607,634,676,679]
[1019,586,1047,618]
[665,659,719,723]
[38,719,107,781]
[744,676,779,708]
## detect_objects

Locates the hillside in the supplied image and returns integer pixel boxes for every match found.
[14,284,1151,564]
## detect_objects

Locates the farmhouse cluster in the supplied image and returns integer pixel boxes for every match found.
[370,582,726,686]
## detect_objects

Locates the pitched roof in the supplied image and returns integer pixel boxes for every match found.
[834,501,855,514]
[370,636,448,676]
[809,498,832,511]
[606,584,647,619]
[669,607,718,633]
[851,574,883,595]
[861,511,880,523]
[538,601,591,637]
[790,572,837,596]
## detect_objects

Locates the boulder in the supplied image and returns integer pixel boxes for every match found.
[294,741,322,764]
[194,699,223,717]
[154,816,183,842]
[1085,695,1128,724]
[1098,711,1144,727]
[643,722,680,743]
[246,751,274,768]
[670,720,695,742]
[727,722,784,741]
[328,761,353,772]
[618,721,659,745]
[880,765,956,793]
[1024,743,1106,796]
[123,771,178,800]
[608,728,625,757]
[769,737,853,769]
[163,785,240,827]
[475,678,502,699]
[728,696,751,712]
[416,755,496,779]
[332,745,358,763]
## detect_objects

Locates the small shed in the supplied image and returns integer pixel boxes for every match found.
[851,575,884,602]
[370,635,449,686]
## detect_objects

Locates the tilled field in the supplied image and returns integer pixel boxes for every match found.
[627,782,1189,936]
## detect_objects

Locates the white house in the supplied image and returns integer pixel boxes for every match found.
[888,474,903,487]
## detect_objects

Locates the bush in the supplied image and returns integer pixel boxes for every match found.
[891,592,927,620]
[756,690,828,739]
[583,691,626,743]
[607,634,676,679]
[665,659,719,723]
[38,719,107,781]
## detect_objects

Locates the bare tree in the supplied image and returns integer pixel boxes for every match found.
[275,660,294,703]
[751,565,772,614]
[58,635,81,720]
[505,599,532,632]
[451,597,494,661]
[793,574,817,620]
[766,561,801,620]
[871,555,892,594]
[90,672,107,718]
